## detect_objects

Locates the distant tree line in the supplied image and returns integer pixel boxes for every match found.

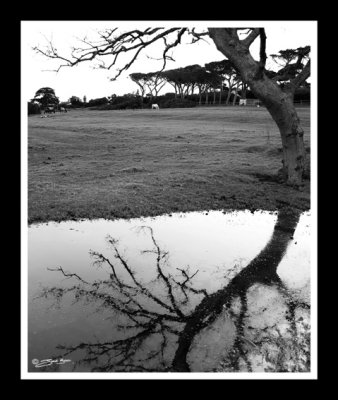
[28,57,310,115]
[96,59,309,110]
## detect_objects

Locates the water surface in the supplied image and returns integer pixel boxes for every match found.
[28,209,311,372]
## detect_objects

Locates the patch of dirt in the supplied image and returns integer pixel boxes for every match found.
[252,172,285,184]
[119,167,147,174]
[245,145,269,153]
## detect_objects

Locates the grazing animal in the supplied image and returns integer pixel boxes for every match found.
[151,104,159,110]
[59,107,67,113]
[239,99,247,106]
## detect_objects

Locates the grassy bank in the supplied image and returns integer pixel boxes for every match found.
[28,106,310,224]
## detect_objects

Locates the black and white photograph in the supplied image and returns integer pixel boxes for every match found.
[21,20,317,379]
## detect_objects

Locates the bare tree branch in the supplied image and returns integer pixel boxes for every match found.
[286,60,311,93]
[241,28,260,48]
[105,235,180,315]
[160,28,187,72]
[47,266,89,284]
[254,28,267,80]
[33,27,188,81]
[138,226,185,319]
[259,28,267,68]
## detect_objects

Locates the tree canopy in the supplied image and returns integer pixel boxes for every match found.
[33,87,59,107]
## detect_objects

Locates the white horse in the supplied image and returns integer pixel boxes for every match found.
[239,99,247,106]
[151,104,159,110]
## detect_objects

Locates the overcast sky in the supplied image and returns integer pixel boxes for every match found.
[21,21,317,102]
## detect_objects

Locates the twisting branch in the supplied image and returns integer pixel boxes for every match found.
[47,266,89,284]
[160,28,188,72]
[241,28,260,48]
[105,235,180,315]
[89,250,123,287]
[224,28,239,39]
[254,28,267,80]
[38,227,211,371]
[138,226,185,319]
[33,27,189,81]
[189,28,210,44]
[259,28,267,68]
[173,267,209,300]
[287,60,311,92]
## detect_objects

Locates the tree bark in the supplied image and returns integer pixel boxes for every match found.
[246,76,306,184]
[208,28,307,185]
[263,90,306,183]
[179,85,184,100]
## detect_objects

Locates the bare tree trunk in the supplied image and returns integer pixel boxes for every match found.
[191,84,196,96]
[169,82,178,99]
[205,90,209,105]
[241,76,306,184]
[208,28,307,185]
[219,83,223,104]
[179,85,184,100]
[264,93,305,183]
[139,89,144,104]
[213,89,216,104]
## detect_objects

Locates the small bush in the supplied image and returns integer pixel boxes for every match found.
[87,97,109,107]
[28,102,41,115]
[98,98,143,110]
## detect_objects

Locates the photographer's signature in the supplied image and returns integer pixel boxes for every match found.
[32,358,72,368]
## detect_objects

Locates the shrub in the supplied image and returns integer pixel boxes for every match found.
[28,102,41,115]
[94,98,142,110]
[87,97,109,107]
[160,98,197,108]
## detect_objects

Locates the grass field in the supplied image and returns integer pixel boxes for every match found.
[28,106,310,224]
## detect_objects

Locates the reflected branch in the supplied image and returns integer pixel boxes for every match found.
[38,209,308,372]
[138,226,185,319]
[47,266,90,285]
[105,235,181,316]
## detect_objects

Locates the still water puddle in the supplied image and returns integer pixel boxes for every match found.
[28,209,311,373]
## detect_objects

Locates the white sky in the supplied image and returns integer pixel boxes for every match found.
[21,21,317,102]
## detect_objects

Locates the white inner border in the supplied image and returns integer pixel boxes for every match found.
[21,20,318,380]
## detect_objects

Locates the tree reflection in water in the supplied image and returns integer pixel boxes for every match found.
[37,209,310,372]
